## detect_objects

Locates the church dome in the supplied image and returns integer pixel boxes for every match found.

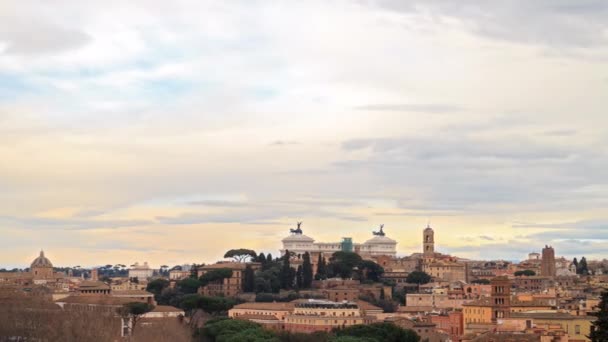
[31,250,53,268]
[424,226,434,232]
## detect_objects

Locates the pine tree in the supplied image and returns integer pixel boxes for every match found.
[296,265,303,289]
[243,264,255,292]
[573,257,579,271]
[280,250,292,289]
[315,254,327,280]
[302,252,313,288]
[580,257,589,275]
[590,291,608,341]
[258,253,266,265]
[267,253,273,262]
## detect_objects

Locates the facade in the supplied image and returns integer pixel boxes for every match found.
[390,317,447,342]
[281,224,397,258]
[430,311,464,342]
[510,311,595,342]
[463,277,558,333]
[423,260,467,282]
[128,262,154,280]
[169,270,190,280]
[541,246,556,278]
[512,276,554,292]
[284,300,374,333]
[198,262,260,297]
[230,302,296,330]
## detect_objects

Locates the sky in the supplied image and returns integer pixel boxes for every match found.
[1,0,608,268]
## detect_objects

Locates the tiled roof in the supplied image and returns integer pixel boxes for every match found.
[231,302,296,311]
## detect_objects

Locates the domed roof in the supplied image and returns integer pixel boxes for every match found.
[424,225,434,231]
[31,250,53,268]
[363,235,397,245]
[282,234,315,243]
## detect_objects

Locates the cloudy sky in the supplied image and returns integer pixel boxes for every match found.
[1,0,608,268]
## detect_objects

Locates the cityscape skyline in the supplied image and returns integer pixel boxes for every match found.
[0,223,595,269]
[2,1,608,268]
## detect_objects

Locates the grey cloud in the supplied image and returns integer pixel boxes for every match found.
[543,129,578,137]
[0,17,91,55]
[354,104,463,113]
[479,235,494,241]
[337,131,608,213]
[270,140,299,146]
[341,136,574,161]
[366,0,608,49]
[0,216,151,230]
[188,200,249,207]
[512,219,608,230]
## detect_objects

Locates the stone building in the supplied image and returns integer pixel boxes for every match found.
[128,262,154,280]
[31,250,54,279]
[541,246,556,278]
[284,300,375,333]
[197,262,260,297]
[423,225,435,258]
[280,223,397,258]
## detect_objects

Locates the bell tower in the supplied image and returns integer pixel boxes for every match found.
[423,225,435,257]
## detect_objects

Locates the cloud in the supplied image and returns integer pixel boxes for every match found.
[270,140,300,146]
[354,103,463,113]
[366,0,608,49]
[0,1,607,266]
[0,216,152,231]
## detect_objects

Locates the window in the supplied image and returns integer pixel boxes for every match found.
[575,325,580,335]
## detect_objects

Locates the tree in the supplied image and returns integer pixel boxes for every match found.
[589,290,608,342]
[296,265,304,289]
[146,278,170,299]
[573,257,579,271]
[406,271,431,285]
[335,322,420,342]
[514,270,536,277]
[117,302,154,337]
[177,277,202,294]
[302,252,313,288]
[280,250,293,289]
[358,260,384,282]
[267,253,273,262]
[203,318,277,342]
[258,253,267,265]
[199,268,233,287]
[244,264,255,292]
[579,257,589,275]
[316,254,327,280]
[327,252,363,279]
[224,249,257,262]
[331,337,377,342]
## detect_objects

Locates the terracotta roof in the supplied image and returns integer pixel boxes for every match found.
[79,281,110,290]
[232,302,295,311]
[510,311,595,320]
[112,290,154,296]
[202,262,247,270]
[57,295,136,306]
[236,314,280,321]
[356,300,382,312]
[152,305,184,313]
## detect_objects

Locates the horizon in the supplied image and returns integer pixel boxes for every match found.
[2,1,608,267]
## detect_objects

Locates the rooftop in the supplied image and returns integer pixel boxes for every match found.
[231,302,296,311]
